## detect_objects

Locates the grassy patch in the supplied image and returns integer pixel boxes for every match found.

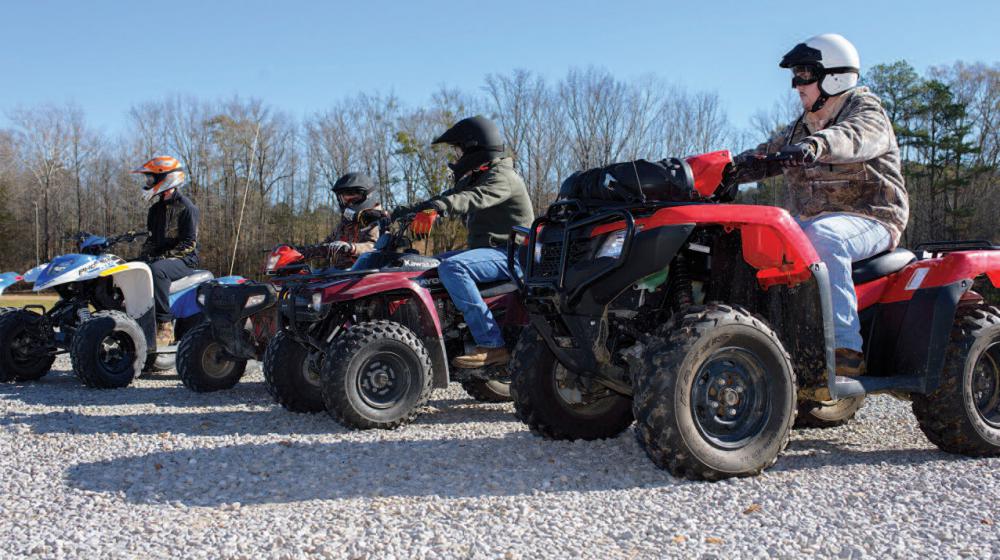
[0,294,60,311]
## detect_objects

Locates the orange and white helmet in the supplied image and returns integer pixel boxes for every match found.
[132,155,187,202]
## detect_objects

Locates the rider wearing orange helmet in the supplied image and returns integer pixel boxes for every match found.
[132,155,200,346]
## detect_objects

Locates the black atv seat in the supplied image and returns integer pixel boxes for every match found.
[851,249,916,284]
[169,270,214,294]
[478,281,519,298]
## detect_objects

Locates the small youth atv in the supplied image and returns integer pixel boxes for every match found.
[266,213,526,429]
[0,231,242,388]
[507,150,1000,480]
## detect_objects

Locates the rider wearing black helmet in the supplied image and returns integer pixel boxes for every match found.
[393,116,534,368]
[308,172,384,269]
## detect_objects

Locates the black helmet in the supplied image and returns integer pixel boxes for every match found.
[332,172,378,221]
[432,115,505,180]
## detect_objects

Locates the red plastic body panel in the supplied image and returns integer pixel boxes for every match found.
[266,245,304,274]
[685,150,733,198]
[855,276,890,311]
[878,250,1000,304]
[318,272,444,336]
[591,204,820,289]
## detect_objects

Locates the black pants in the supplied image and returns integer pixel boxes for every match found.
[150,258,194,323]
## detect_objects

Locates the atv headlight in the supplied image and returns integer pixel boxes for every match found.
[265,254,280,273]
[197,293,206,306]
[245,294,266,308]
[595,230,627,259]
[311,292,323,312]
[534,242,544,263]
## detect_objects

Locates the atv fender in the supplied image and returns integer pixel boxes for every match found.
[99,263,156,350]
[320,274,450,389]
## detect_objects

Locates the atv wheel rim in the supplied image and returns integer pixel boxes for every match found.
[356,352,411,410]
[972,342,1000,428]
[690,347,771,450]
[97,332,136,375]
[10,327,42,367]
[301,355,322,388]
[200,342,235,379]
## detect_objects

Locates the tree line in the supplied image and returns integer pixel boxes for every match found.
[0,62,997,279]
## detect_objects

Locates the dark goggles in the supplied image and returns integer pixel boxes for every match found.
[791,65,821,87]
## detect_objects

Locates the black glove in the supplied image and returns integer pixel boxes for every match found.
[778,143,817,167]
[390,205,412,221]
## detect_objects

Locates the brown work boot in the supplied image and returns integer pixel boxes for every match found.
[835,348,866,377]
[156,322,175,347]
[452,347,510,369]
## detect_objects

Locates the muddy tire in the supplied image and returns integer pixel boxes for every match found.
[0,309,56,382]
[510,326,633,440]
[912,304,1000,456]
[320,320,433,430]
[262,330,325,413]
[71,310,146,389]
[795,395,866,429]
[177,322,247,392]
[460,379,512,403]
[633,304,796,480]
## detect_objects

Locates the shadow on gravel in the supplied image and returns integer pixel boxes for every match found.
[65,434,664,505]
[2,397,514,436]
[0,377,275,408]
[776,435,968,472]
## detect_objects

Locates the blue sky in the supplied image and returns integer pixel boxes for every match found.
[2,0,998,138]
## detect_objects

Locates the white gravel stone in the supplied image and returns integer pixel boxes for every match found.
[1,356,999,558]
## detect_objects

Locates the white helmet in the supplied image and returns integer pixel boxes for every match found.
[780,33,860,111]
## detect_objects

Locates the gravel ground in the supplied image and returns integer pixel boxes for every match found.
[2,356,999,559]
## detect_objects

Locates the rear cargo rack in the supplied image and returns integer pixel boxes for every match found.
[913,240,998,255]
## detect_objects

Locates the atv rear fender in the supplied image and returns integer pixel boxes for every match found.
[317,274,451,389]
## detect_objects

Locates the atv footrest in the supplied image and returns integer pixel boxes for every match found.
[832,374,926,399]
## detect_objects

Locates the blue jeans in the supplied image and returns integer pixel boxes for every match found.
[800,214,891,352]
[438,248,518,348]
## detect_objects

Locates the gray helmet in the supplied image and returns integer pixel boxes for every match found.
[332,172,378,221]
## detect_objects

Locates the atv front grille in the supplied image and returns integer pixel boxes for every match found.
[535,239,593,279]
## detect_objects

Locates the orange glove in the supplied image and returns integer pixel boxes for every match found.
[411,209,438,236]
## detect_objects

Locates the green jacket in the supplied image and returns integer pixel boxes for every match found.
[427,157,535,249]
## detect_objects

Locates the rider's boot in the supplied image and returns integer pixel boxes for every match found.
[156,321,174,347]
[452,346,510,369]
[835,348,866,377]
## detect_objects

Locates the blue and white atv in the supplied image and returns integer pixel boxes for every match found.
[0,231,242,388]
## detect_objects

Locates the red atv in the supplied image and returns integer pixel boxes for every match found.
[507,150,1000,480]
[175,243,343,392]
[265,213,526,428]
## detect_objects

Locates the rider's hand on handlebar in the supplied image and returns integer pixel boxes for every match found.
[777,143,817,167]
[411,209,438,236]
[325,240,353,255]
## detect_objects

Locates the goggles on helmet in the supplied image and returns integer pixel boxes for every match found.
[791,65,822,87]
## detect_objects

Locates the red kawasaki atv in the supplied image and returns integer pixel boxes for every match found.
[266,214,526,428]
[175,242,341,392]
[507,150,1000,480]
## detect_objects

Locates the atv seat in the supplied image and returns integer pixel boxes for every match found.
[168,270,214,294]
[852,249,916,284]
[478,281,519,298]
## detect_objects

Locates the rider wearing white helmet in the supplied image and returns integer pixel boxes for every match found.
[731,34,909,388]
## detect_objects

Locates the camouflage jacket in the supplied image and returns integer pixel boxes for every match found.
[735,86,909,248]
[426,157,535,249]
[322,207,383,268]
